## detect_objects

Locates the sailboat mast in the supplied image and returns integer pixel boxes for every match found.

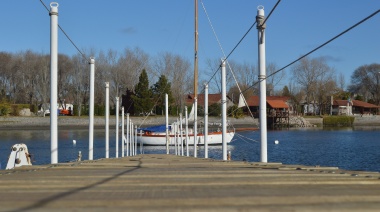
[193,0,199,157]
[194,0,198,97]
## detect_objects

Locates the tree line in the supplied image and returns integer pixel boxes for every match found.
[0,48,378,116]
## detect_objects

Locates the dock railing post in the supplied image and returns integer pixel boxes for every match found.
[115,97,119,158]
[89,57,95,161]
[134,125,138,155]
[257,5,267,163]
[126,113,129,157]
[49,2,59,164]
[180,113,184,156]
[204,83,209,158]
[105,82,109,158]
[221,59,227,161]
[185,106,189,157]
[165,94,169,154]
[194,98,198,158]
[121,107,125,157]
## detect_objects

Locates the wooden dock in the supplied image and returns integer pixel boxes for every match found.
[1,154,380,211]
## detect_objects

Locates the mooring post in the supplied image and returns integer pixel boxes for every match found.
[165,94,169,154]
[121,107,125,157]
[204,83,209,158]
[134,125,138,155]
[180,113,184,156]
[185,106,189,157]
[221,59,227,161]
[126,113,129,157]
[194,97,198,158]
[105,82,109,158]
[257,5,267,163]
[49,2,59,164]
[115,97,119,158]
[89,57,95,160]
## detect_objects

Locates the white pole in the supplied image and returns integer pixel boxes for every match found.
[115,97,119,158]
[49,2,59,164]
[257,6,267,163]
[174,122,177,155]
[121,107,125,157]
[180,113,184,156]
[105,82,109,158]
[140,130,143,154]
[126,113,129,157]
[185,106,189,157]
[194,98,198,158]
[221,59,227,161]
[134,125,137,155]
[204,83,209,158]
[130,122,133,156]
[165,94,169,154]
[89,57,95,161]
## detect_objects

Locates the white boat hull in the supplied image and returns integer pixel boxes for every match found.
[136,131,235,146]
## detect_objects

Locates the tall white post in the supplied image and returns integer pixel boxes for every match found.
[194,98,198,158]
[180,113,184,156]
[115,97,119,158]
[105,82,109,158]
[49,2,59,164]
[185,106,189,157]
[126,113,129,157]
[130,120,133,156]
[89,57,95,160]
[134,125,138,155]
[204,83,209,158]
[257,6,267,163]
[131,122,134,156]
[121,107,125,157]
[221,59,227,161]
[165,94,169,154]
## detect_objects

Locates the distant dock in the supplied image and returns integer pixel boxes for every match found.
[1,154,380,211]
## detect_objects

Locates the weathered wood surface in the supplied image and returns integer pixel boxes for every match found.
[1,154,379,211]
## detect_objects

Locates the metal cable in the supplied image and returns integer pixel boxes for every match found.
[241,9,380,95]
[39,0,89,63]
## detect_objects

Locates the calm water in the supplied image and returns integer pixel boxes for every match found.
[1,128,380,172]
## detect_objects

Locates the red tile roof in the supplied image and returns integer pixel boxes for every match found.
[186,94,223,106]
[245,96,290,107]
[267,100,289,108]
[333,100,380,108]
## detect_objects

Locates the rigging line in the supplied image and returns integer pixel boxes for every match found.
[200,0,256,120]
[204,0,281,86]
[241,8,380,95]
[39,0,89,63]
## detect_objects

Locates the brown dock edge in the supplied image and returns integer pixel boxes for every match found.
[1,154,380,211]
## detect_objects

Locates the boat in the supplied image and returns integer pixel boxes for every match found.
[134,1,235,147]
[136,125,235,146]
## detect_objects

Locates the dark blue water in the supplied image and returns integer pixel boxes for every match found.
[1,128,379,172]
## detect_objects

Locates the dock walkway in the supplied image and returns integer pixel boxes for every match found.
[1,154,380,211]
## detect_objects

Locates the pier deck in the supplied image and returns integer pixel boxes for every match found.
[1,154,380,211]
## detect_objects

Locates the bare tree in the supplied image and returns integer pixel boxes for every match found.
[291,56,336,115]
[349,63,380,105]
[153,52,192,113]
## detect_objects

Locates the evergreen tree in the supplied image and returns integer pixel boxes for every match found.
[151,75,173,115]
[132,69,153,115]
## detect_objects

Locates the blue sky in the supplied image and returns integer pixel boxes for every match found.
[1,0,379,89]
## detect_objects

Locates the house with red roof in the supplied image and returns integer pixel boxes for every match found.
[332,99,380,115]
[243,96,293,118]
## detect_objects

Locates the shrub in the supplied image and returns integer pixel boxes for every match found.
[0,101,11,116]
[228,105,244,118]
[323,116,355,127]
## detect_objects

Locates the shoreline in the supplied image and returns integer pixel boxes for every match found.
[0,115,379,130]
